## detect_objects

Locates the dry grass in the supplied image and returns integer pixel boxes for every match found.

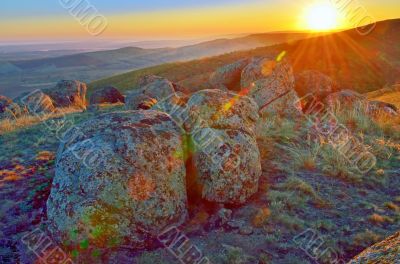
[0,107,82,135]
[252,207,271,228]
[368,213,394,225]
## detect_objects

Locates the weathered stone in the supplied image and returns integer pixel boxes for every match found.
[186,89,259,137]
[258,88,302,118]
[349,232,400,264]
[125,75,177,111]
[240,57,301,117]
[44,80,87,109]
[241,57,294,90]
[47,110,188,250]
[125,92,158,110]
[136,75,176,100]
[89,86,125,105]
[325,89,366,108]
[191,127,261,204]
[152,92,189,128]
[295,70,337,99]
[210,59,249,91]
[15,90,55,114]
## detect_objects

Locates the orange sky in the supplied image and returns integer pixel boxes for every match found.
[0,0,399,41]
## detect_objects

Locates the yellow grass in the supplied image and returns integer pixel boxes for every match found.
[0,107,82,135]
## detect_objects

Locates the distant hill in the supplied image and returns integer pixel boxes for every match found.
[0,32,312,98]
[89,19,400,96]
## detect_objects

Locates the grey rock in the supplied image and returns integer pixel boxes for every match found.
[295,70,338,99]
[209,59,249,91]
[15,90,55,114]
[44,80,87,109]
[89,86,125,105]
[240,57,301,117]
[191,127,261,204]
[47,110,188,250]
[125,75,177,111]
[186,89,259,137]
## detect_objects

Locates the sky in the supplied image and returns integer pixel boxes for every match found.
[0,0,399,42]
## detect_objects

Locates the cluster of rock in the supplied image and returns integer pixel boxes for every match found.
[293,71,398,116]
[43,56,398,257]
[325,89,398,116]
[0,80,88,120]
[47,73,263,252]
[209,56,302,118]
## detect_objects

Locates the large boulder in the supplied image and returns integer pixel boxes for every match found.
[240,57,301,117]
[125,92,158,110]
[349,232,400,263]
[89,86,125,105]
[209,59,250,91]
[125,75,176,110]
[185,89,259,136]
[185,89,261,204]
[325,89,366,108]
[191,127,261,204]
[136,75,176,100]
[44,80,87,109]
[0,95,12,113]
[295,70,337,99]
[15,90,55,114]
[46,110,188,251]
[152,92,189,128]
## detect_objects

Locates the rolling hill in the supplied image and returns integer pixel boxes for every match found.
[89,19,400,96]
[0,32,312,98]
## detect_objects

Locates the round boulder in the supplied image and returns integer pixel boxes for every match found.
[125,75,176,111]
[185,89,261,204]
[152,92,189,128]
[185,89,259,136]
[125,91,158,110]
[349,232,400,264]
[15,90,55,114]
[325,90,366,108]
[191,127,261,204]
[241,57,294,90]
[136,75,176,100]
[209,59,250,91]
[46,110,188,251]
[89,86,125,105]
[295,70,338,99]
[240,57,301,117]
[44,80,87,109]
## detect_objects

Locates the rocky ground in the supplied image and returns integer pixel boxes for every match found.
[0,102,399,263]
[0,57,399,263]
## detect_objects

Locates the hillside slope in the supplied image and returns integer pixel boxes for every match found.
[89,19,400,95]
[0,32,311,98]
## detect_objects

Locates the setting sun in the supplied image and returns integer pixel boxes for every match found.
[305,3,340,31]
